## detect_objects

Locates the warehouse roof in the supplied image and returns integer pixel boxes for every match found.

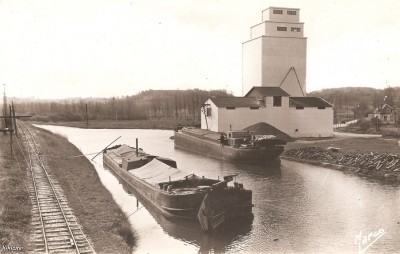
[289,97,333,108]
[244,87,290,98]
[208,97,260,108]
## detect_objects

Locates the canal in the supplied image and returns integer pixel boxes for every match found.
[38,125,400,253]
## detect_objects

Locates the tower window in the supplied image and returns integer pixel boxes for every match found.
[273,10,283,14]
[287,10,297,15]
[277,27,287,31]
[273,96,282,107]
[291,27,301,32]
[226,107,236,110]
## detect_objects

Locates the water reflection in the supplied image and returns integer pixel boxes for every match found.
[104,162,254,253]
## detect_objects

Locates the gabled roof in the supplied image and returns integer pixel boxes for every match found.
[208,97,259,108]
[289,97,333,108]
[379,104,394,114]
[244,87,290,98]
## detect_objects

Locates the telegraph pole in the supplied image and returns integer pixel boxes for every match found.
[85,103,89,126]
[12,102,17,135]
[0,85,31,157]
[2,84,7,129]
[8,104,13,156]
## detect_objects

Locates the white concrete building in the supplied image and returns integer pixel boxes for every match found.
[242,7,307,97]
[201,87,333,138]
[200,7,333,138]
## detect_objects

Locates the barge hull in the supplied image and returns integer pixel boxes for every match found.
[103,145,254,232]
[174,131,283,164]
[104,153,202,219]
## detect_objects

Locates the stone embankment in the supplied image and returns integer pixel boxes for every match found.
[281,147,400,183]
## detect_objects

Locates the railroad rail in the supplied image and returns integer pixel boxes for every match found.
[17,121,95,254]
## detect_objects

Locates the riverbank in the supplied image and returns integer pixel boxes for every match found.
[30,125,136,253]
[0,134,31,251]
[283,133,400,184]
[28,118,199,130]
[0,124,136,253]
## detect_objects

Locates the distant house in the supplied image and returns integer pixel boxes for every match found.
[368,104,396,123]
[201,87,333,138]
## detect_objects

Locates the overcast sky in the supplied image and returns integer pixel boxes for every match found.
[1,0,399,99]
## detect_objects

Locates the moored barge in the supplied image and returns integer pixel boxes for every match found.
[174,128,285,164]
[103,144,253,232]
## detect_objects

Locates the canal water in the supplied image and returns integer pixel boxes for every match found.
[37,125,400,254]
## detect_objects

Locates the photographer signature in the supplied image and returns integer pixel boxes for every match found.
[355,229,385,254]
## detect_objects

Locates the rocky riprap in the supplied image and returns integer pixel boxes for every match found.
[282,147,400,173]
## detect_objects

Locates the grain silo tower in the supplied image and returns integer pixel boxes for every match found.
[242,7,307,97]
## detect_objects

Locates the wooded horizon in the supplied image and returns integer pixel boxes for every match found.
[5,86,400,123]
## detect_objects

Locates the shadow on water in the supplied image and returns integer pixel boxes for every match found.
[104,163,254,253]
[239,159,282,178]
[221,158,283,183]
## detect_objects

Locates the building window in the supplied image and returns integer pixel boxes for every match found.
[291,27,301,32]
[226,107,236,110]
[206,108,211,116]
[250,107,259,110]
[317,107,325,110]
[296,106,304,110]
[273,10,283,14]
[287,10,297,15]
[277,27,287,31]
[273,96,282,107]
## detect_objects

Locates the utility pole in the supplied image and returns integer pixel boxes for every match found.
[85,103,89,126]
[8,104,13,156]
[12,102,17,135]
[2,84,7,129]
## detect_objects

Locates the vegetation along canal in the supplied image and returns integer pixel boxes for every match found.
[37,125,400,253]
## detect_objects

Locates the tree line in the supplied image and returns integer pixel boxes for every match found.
[308,86,399,120]
[11,89,232,122]
[10,86,399,124]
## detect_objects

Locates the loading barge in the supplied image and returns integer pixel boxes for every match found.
[103,144,253,232]
[174,128,286,164]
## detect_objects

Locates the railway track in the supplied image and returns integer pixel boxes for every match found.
[17,121,95,254]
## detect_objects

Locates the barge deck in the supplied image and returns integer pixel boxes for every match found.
[174,128,285,164]
[103,144,253,232]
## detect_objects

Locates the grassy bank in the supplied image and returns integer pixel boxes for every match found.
[27,118,200,130]
[0,134,31,252]
[335,119,400,138]
[27,125,136,253]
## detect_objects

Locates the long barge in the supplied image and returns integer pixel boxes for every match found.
[103,144,253,232]
[174,128,285,164]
